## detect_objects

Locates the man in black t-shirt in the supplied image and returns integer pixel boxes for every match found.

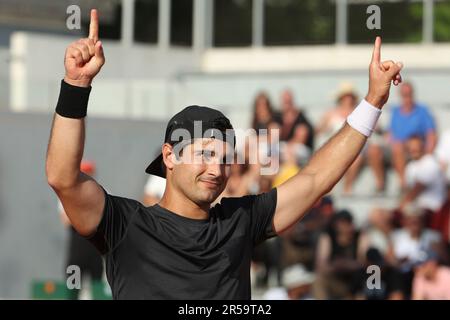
[46,9,403,299]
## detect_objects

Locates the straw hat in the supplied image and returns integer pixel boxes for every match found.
[334,81,359,102]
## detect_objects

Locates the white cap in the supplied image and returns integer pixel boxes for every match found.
[282,264,315,289]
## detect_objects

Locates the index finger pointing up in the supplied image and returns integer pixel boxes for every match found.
[89,9,99,42]
[371,36,381,64]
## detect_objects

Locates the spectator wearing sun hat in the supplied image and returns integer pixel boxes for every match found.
[263,264,315,300]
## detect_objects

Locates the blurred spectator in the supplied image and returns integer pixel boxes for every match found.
[281,141,311,168]
[358,207,394,259]
[316,83,358,141]
[412,250,450,300]
[316,83,385,195]
[252,235,283,288]
[272,143,300,188]
[389,204,444,298]
[263,264,315,300]
[143,175,166,206]
[59,160,104,300]
[358,209,404,300]
[389,82,437,189]
[314,210,365,299]
[435,129,450,184]
[317,196,335,223]
[390,205,443,269]
[281,196,334,271]
[400,135,446,217]
[279,89,314,151]
[430,188,450,258]
[362,248,404,300]
[251,92,280,132]
[255,120,281,174]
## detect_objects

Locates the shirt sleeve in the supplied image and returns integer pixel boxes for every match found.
[218,188,278,246]
[435,132,450,163]
[415,158,441,186]
[235,188,278,246]
[87,188,141,254]
[422,107,436,132]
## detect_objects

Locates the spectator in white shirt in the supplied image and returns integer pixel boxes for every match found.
[390,204,442,270]
[388,204,443,298]
[400,135,447,215]
[435,129,450,184]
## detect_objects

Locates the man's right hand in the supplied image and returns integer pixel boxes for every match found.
[365,36,403,109]
[64,9,105,88]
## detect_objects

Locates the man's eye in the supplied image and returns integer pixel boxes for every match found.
[203,151,214,158]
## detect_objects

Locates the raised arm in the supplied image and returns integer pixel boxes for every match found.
[274,37,403,234]
[46,9,106,236]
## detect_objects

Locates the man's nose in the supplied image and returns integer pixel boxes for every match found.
[207,162,224,178]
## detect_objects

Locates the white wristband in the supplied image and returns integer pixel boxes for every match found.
[346,99,382,137]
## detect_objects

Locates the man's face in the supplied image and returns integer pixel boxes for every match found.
[406,137,424,160]
[170,138,233,205]
[255,96,271,120]
[335,219,354,235]
[404,215,423,235]
[338,94,356,108]
[281,90,294,112]
[400,84,414,108]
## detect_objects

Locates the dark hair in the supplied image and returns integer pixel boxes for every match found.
[320,195,334,207]
[408,134,425,144]
[211,116,234,132]
[366,248,384,266]
[333,209,353,224]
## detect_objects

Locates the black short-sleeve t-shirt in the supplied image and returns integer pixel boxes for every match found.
[88,188,278,300]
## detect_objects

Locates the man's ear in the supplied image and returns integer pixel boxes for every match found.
[162,143,175,172]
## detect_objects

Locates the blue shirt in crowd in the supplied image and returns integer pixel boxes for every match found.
[389,103,436,142]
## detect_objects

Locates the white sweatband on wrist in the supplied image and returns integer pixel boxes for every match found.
[346,99,382,137]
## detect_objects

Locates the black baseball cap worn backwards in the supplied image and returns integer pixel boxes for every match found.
[145,105,235,178]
